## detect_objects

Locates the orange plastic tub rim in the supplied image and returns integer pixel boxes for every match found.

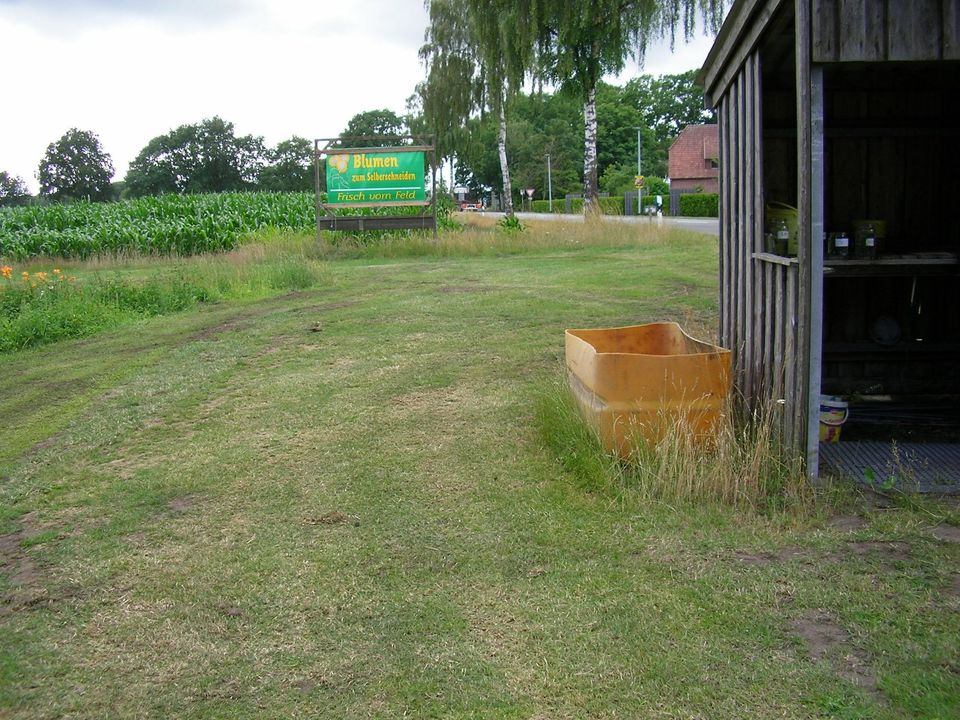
[565,322,732,457]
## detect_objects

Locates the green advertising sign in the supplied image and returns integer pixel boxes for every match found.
[326,150,426,205]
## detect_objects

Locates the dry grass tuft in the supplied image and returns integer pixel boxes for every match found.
[622,403,812,512]
[538,380,811,514]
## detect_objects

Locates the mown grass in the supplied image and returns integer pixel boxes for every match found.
[1,218,957,719]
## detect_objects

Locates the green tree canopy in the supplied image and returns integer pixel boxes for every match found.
[419,0,539,215]
[0,171,31,207]
[527,0,725,210]
[339,109,406,147]
[623,69,717,145]
[416,0,482,165]
[37,128,114,202]
[124,117,265,197]
[259,136,316,193]
[454,73,705,203]
[455,90,583,205]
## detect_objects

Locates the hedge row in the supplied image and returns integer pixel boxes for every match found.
[528,197,625,215]
[678,193,719,217]
[526,193,718,217]
[529,200,566,214]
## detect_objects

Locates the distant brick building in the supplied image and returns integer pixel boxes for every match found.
[668,124,719,193]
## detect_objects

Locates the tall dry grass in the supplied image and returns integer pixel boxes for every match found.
[623,403,810,511]
[537,379,811,514]
[242,214,684,260]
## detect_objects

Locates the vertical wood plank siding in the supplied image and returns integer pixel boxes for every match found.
[736,70,756,402]
[718,50,803,445]
[814,0,959,62]
[946,1,960,58]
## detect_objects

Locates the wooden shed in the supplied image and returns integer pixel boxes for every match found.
[698,0,960,483]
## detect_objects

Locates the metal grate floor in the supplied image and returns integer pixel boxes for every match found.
[820,441,960,494]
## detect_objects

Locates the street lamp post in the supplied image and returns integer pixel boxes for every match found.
[546,153,553,213]
[635,127,643,216]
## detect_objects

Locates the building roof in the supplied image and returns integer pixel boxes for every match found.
[668,124,719,181]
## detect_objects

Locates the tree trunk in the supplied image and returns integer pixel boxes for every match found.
[582,85,599,215]
[497,102,514,217]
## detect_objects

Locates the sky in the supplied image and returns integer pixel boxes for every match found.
[1,0,721,194]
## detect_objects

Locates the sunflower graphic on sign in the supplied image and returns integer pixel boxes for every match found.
[326,154,351,189]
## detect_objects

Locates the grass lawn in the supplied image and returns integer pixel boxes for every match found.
[1,218,958,718]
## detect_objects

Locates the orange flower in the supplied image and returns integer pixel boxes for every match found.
[21,271,30,281]
[35,271,48,282]
[1,265,12,279]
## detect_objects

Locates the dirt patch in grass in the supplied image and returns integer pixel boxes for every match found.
[304,511,359,526]
[733,540,910,566]
[946,574,960,600]
[931,525,960,544]
[189,318,251,342]
[0,513,49,615]
[167,495,200,513]
[790,609,884,701]
[845,541,911,561]
[1,530,38,586]
[219,604,244,617]
[829,515,868,532]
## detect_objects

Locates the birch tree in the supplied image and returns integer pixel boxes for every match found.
[532,0,726,213]
[420,0,532,216]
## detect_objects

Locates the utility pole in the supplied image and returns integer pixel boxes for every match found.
[546,153,553,213]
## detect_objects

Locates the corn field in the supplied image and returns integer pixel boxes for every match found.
[0,193,317,259]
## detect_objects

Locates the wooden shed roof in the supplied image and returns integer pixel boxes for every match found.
[699,0,960,107]
[697,0,783,107]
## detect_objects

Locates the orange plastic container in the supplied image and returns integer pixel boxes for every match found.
[565,322,732,456]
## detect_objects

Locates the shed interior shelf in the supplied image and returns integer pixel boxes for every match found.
[764,126,960,138]
[824,254,959,276]
[823,341,960,357]
[754,253,959,276]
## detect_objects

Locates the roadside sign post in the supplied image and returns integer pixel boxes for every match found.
[314,136,437,239]
[634,174,645,216]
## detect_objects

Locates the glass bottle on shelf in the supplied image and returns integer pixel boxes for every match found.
[862,223,877,260]
[831,231,850,259]
[774,219,789,255]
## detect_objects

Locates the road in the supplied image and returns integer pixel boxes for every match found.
[472,211,719,236]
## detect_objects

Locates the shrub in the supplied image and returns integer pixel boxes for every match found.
[679,193,719,217]
[640,195,663,211]
[642,177,670,198]
[564,196,624,215]
[597,196,625,215]
[529,200,564,214]
[498,214,524,232]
